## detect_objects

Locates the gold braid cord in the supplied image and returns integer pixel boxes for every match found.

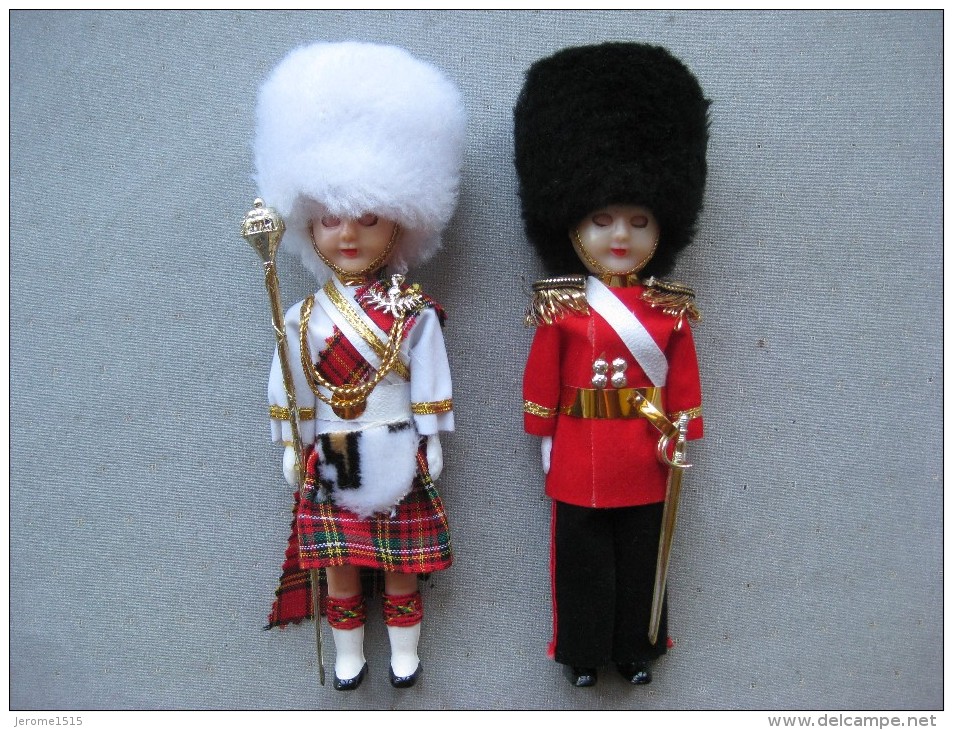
[641,276,701,323]
[525,276,590,327]
[299,295,407,412]
[323,279,411,380]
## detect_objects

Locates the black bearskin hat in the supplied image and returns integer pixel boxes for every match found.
[513,43,710,277]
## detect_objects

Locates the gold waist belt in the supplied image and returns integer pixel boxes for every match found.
[559,385,663,419]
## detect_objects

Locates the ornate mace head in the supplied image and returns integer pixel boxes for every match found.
[241,198,285,263]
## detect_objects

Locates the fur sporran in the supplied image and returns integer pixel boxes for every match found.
[312,421,419,518]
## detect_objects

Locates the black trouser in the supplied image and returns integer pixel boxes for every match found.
[551,500,668,667]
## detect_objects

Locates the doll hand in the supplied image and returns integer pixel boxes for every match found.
[540,436,553,475]
[282,445,300,487]
[426,434,444,480]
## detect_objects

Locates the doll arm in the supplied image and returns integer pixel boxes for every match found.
[664,319,704,441]
[407,307,454,436]
[267,302,317,443]
[540,436,553,474]
[523,325,561,474]
[267,302,317,486]
[281,445,299,487]
[522,324,561,437]
[426,434,444,480]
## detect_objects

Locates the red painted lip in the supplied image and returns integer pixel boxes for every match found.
[339,249,360,258]
[610,247,628,257]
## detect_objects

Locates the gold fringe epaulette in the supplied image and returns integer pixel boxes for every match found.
[525,276,589,327]
[641,276,701,323]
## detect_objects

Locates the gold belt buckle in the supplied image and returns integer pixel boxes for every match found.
[559,386,662,419]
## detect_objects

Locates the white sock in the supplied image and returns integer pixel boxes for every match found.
[387,623,421,677]
[331,626,366,680]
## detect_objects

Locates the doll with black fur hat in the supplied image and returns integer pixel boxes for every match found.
[515,42,709,688]
[254,42,465,690]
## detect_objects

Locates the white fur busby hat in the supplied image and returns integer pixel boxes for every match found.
[254,42,466,278]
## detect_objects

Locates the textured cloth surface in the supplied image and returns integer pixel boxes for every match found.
[298,446,453,572]
[267,490,316,629]
[523,280,703,507]
[10,9,942,711]
[551,500,668,666]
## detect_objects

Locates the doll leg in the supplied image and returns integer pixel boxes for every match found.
[382,572,423,688]
[611,502,667,684]
[325,565,368,690]
[551,501,616,679]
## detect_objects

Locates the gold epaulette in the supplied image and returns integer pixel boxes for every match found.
[525,276,589,327]
[641,276,701,323]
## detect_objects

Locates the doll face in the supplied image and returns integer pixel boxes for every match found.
[311,213,398,276]
[571,205,660,276]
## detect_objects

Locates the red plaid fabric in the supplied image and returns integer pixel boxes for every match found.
[297,443,453,573]
[266,490,323,628]
[317,329,373,386]
[313,280,446,392]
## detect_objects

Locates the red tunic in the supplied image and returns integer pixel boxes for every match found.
[523,280,703,509]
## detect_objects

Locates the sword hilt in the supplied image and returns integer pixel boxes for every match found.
[628,391,692,469]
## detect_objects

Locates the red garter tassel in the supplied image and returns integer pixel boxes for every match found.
[382,591,423,627]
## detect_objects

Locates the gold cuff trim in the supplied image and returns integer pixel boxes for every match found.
[523,400,557,418]
[669,406,702,421]
[411,399,453,415]
[559,386,664,419]
[324,279,411,381]
[269,405,316,421]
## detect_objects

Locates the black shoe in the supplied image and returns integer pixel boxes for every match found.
[617,662,652,685]
[567,666,598,687]
[333,662,368,691]
[389,662,422,688]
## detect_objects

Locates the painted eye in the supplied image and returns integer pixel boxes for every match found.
[592,212,613,227]
[357,213,379,226]
[631,215,649,228]
[320,215,341,228]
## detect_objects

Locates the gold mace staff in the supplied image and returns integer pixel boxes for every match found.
[629,392,692,646]
[241,198,325,686]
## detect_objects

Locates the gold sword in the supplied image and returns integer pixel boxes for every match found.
[628,392,691,646]
[241,198,325,685]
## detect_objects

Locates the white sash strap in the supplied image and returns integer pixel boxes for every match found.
[586,277,668,387]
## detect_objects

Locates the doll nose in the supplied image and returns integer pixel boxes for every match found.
[340,219,357,242]
[611,220,630,241]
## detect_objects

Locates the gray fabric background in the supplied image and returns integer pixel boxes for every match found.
[10,10,942,711]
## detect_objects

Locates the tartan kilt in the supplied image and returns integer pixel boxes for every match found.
[296,440,453,573]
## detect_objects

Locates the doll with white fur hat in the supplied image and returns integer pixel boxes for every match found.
[254,41,465,691]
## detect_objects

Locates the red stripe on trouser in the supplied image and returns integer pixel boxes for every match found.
[548,500,558,659]
[325,594,366,630]
[382,592,423,627]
